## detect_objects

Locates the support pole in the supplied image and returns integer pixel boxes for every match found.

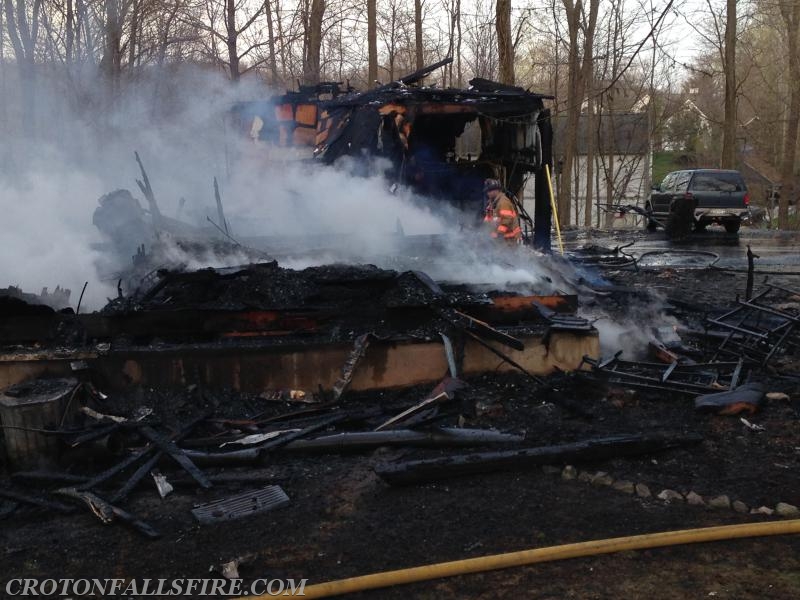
[533,109,553,253]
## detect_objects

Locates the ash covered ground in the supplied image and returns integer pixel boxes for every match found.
[1,258,799,600]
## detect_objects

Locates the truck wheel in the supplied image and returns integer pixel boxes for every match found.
[694,220,707,232]
[724,219,741,234]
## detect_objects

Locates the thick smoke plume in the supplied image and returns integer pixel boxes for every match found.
[1,66,576,310]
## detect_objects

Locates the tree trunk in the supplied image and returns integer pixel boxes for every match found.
[779,1,800,229]
[558,0,581,225]
[65,0,74,62]
[0,2,4,127]
[367,0,377,86]
[496,0,513,85]
[604,150,615,229]
[720,0,736,168]
[127,0,138,69]
[581,2,598,228]
[456,0,462,86]
[5,0,40,134]
[226,0,239,80]
[388,5,396,80]
[444,0,455,86]
[102,0,122,93]
[265,0,279,84]
[584,94,595,228]
[414,0,423,70]
[275,0,287,81]
[77,0,90,60]
[304,0,324,84]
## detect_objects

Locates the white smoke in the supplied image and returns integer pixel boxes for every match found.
[0,65,576,311]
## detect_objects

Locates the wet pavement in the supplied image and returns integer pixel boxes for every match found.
[562,227,800,272]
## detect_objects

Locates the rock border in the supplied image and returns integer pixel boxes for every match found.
[551,465,799,518]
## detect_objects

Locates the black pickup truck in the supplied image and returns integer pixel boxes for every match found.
[646,169,750,234]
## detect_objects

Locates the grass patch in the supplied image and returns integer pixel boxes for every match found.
[652,151,682,185]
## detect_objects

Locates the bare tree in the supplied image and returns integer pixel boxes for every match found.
[720,0,736,167]
[415,0,423,69]
[303,0,324,83]
[367,0,376,86]
[190,0,269,80]
[558,0,599,224]
[4,0,42,133]
[496,0,512,84]
[463,0,496,79]
[778,0,800,228]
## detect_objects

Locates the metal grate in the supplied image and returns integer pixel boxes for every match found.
[191,486,290,524]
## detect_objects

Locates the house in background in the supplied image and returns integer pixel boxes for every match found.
[661,97,713,154]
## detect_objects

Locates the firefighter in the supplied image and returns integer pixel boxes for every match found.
[482,179,521,245]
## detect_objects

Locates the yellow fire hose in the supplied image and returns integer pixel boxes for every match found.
[544,164,564,256]
[245,519,800,599]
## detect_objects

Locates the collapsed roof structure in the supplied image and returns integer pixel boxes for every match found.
[232,59,555,251]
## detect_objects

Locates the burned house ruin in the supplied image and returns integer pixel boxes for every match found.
[232,59,555,251]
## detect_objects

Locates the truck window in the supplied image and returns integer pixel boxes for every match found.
[661,173,674,191]
[690,172,744,192]
[674,172,691,192]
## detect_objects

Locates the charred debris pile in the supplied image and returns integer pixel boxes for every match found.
[2,254,799,539]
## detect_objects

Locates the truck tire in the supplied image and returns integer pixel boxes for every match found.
[724,219,741,234]
[694,220,707,232]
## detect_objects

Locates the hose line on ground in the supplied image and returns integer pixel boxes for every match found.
[246,519,800,599]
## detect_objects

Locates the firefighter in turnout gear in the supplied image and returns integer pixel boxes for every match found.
[483,179,522,245]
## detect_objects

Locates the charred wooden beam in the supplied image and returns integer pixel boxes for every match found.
[12,470,88,486]
[283,428,524,452]
[331,334,371,400]
[55,487,160,539]
[69,423,121,447]
[463,330,544,386]
[137,426,212,489]
[397,57,453,86]
[439,308,525,351]
[375,433,703,485]
[182,413,346,466]
[374,393,447,431]
[134,151,162,227]
[0,488,74,512]
[78,411,209,495]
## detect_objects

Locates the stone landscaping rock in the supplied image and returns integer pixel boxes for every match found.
[685,491,705,506]
[561,465,577,481]
[591,472,614,486]
[732,500,749,514]
[657,489,684,503]
[775,502,800,517]
[635,483,651,498]
[750,506,774,515]
[612,480,635,494]
[708,495,731,510]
